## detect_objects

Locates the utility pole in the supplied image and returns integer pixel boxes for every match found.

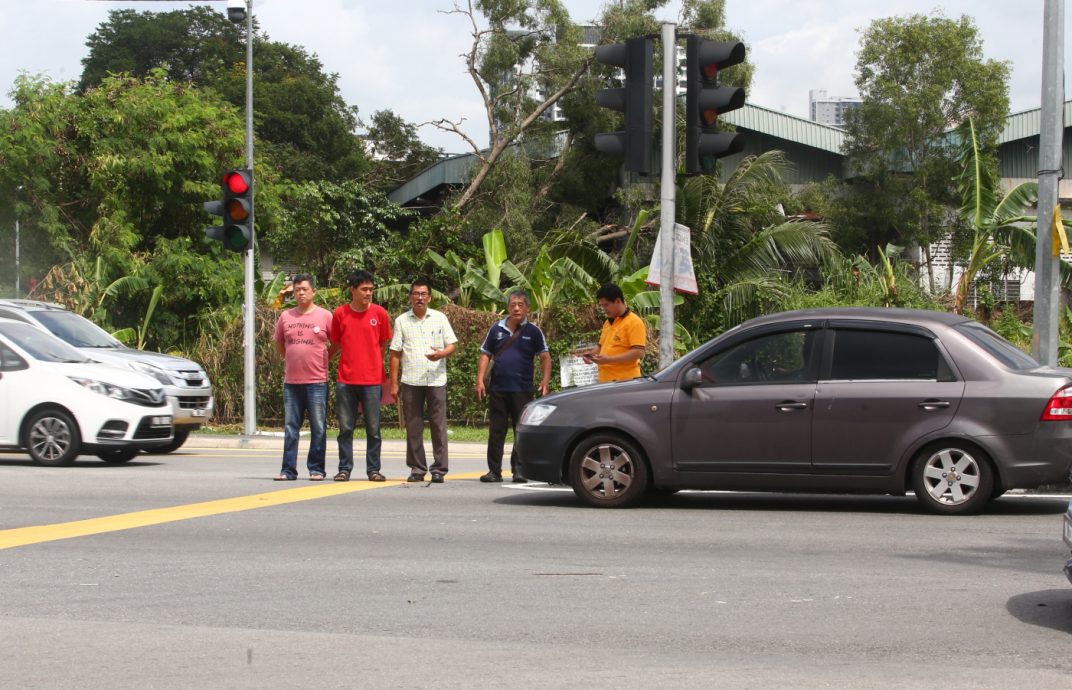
[658,22,676,369]
[1033,0,1065,366]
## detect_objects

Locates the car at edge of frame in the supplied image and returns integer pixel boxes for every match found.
[0,319,174,466]
[1063,499,1072,583]
[516,307,1072,515]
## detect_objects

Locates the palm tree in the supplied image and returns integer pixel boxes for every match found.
[677,151,839,330]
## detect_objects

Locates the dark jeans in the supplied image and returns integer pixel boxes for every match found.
[336,383,383,476]
[280,382,327,479]
[487,390,532,477]
[400,383,448,477]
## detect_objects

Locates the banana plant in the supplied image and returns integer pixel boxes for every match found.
[111,284,162,350]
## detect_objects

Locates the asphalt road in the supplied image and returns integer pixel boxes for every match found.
[1,440,1070,689]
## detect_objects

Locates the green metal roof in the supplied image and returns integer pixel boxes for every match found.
[723,103,846,154]
[998,101,1072,144]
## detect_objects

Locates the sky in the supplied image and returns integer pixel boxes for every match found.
[0,1,1067,154]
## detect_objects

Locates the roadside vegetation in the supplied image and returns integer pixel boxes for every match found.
[2,1,1071,427]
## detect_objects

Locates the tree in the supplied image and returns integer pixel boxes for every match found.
[433,0,594,212]
[80,7,368,181]
[363,110,444,193]
[0,71,253,350]
[843,13,1010,286]
[676,152,840,338]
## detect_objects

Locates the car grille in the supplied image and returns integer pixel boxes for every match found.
[129,388,166,407]
[175,370,208,388]
[134,416,172,440]
[178,396,212,410]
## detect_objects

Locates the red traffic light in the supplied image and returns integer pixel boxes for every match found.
[224,170,250,195]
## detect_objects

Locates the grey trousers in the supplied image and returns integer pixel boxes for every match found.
[400,383,448,476]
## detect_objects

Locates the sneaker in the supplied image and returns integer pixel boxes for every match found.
[431,473,445,484]
[511,474,528,484]
[479,473,503,483]
[407,474,425,483]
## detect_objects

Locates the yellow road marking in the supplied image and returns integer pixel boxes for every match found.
[0,472,485,551]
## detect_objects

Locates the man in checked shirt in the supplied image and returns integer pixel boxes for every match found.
[388,277,458,483]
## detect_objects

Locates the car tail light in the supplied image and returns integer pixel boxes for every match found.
[1041,384,1072,421]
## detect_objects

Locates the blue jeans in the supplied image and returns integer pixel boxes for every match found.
[336,383,382,476]
[281,382,327,479]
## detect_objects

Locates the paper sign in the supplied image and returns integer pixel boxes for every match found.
[646,222,698,294]
[560,355,599,388]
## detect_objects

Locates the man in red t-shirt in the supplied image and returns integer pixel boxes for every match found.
[330,270,392,481]
[273,274,333,481]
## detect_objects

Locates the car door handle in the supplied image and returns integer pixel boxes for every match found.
[917,400,951,410]
[775,401,808,411]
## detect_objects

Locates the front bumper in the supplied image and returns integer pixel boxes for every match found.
[515,425,581,484]
[167,388,213,427]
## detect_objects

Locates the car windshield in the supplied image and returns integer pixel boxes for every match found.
[955,321,1039,370]
[0,322,92,363]
[32,310,122,348]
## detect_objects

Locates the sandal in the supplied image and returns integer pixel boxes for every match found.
[368,472,386,482]
[310,473,325,481]
[333,470,350,482]
[274,474,296,481]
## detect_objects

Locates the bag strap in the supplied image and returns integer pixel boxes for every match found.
[490,324,525,361]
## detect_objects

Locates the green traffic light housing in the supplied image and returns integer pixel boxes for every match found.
[685,36,746,175]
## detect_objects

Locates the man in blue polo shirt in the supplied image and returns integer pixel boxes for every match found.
[475,289,551,483]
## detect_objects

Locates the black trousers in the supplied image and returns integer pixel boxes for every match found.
[487,390,532,476]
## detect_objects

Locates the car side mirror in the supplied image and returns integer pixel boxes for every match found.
[682,367,703,390]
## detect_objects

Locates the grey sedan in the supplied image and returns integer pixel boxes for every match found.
[516,308,1072,514]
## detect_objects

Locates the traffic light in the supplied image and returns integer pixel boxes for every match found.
[685,36,746,175]
[593,38,653,175]
[204,169,253,253]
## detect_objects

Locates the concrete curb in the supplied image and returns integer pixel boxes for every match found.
[187,433,491,453]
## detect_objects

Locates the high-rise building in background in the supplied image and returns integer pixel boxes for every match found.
[809,89,861,128]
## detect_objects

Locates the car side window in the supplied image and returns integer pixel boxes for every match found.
[830,329,944,380]
[699,330,816,385]
[0,342,28,371]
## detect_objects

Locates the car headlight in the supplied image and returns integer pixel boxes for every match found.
[129,361,174,386]
[520,403,556,427]
[69,376,142,402]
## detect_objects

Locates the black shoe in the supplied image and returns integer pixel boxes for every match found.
[431,473,444,484]
[479,472,503,483]
[511,474,528,484]
[407,474,425,483]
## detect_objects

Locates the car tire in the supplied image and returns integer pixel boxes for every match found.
[147,427,190,454]
[911,442,994,515]
[25,408,81,467]
[568,433,649,508]
[97,448,139,464]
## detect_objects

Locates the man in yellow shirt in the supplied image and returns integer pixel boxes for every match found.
[582,283,647,383]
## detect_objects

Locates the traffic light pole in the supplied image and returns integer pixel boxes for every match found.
[242,0,256,436]
[658,22,677,369]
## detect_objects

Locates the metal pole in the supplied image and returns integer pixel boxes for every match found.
[14,218,19,297]
[243,0,256,436]
[658,22,677,369]
[1033,0,1064,366]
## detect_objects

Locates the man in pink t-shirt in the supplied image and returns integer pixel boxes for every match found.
[329,270,392,481]
[273,274,333,481]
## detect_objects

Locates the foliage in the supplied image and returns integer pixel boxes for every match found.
[841,12,1010,276]
[80,7,367,181]
[675,152,840,340]
[261,179,412,288]
[362,110,444,193]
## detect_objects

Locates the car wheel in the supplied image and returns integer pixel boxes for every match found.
[568,433,649,508]
[147,427,190,454]
[911,442,994,515]
[26,409,81,467]
[97,448,139,464]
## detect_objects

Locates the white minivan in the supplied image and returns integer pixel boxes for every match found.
[0,299,212,452]
[0,319,173,465]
